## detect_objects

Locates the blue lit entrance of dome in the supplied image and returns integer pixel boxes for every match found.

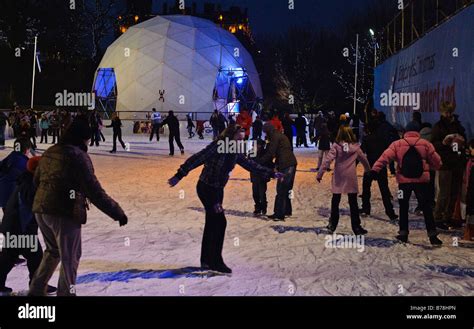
[93,68,117,118]
[213,67,256,114]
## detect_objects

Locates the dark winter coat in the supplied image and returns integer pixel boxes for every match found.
[175,140,276,189]
[259,130,298,171]
[106,118,122,132]
[0,112,8,126]
[376,119,399,149]
[210,114,219,129]
[187,117,195,129]
[32,143,125,225]
[0,151,29,207]
[49,115,60,130]
[282,117,294,138]
[294,117,307,133]
[250,147,274,183]
[361,132,388,166]
[218,113,228,131]
[430,116,466,170]
[252,119,263,135]
[316,126,331,151]
[327,116,338,141]
[89,113,100,129]
[314,115,326,131]
[1,171,37,235]
[162,115,181,135]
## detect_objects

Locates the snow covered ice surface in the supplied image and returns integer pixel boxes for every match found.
[1,136,473,296]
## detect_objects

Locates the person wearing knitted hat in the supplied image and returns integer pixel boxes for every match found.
[431,101,467,230]
[29,116,128,296]
[0,156,57,295]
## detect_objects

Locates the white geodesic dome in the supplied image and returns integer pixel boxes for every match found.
[94,15,262,120]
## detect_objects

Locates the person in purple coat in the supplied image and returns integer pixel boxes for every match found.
[317,126,371,235]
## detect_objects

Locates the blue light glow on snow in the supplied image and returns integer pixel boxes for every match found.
[425,265,474,278]
[271,226,396,248]
[76,267,224,284]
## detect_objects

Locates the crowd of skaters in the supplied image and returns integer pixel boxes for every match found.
[310,101,474,244]
[0,100,473,296]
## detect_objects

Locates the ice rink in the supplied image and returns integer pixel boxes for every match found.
[1,136,473,296]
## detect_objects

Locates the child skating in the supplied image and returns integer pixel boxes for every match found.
[317,126,371,235]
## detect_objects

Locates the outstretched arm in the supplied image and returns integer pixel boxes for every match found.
[356,147,371,172]
[317,144,337,181]
[372,143,397,173]
[170,142,219,185]
[74,153,126,223]
[236,155,275,179]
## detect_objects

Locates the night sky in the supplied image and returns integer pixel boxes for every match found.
[151,0,378,37]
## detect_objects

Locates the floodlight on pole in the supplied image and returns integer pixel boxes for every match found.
[353,34,359,116]
[30,36,38,109]
[369,29,377,68]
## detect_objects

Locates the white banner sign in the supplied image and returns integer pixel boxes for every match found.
[374,5,474,137]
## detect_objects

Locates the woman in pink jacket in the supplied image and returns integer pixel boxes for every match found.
[317,126,371,235]
[371,122,443,245]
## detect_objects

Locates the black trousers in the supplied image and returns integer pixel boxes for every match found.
[389,161,396,175]
[285,134,294,151]
[30,137,36,149]
[252,179,268,211]
[330,193,361,230]
[169,133,184,155]
[274,166,296,218]
[40,129,48,143]
[197,181,226,267]
[51,129,59,144]
[398,183,437,237]
[296,132,308,147]
[149,124,160,141]
[252,131,262,141]
[0,241,43,288]
[467,169,474,216]
[361,167,395,217]
[112,129,126,151]
[89,128,100,146]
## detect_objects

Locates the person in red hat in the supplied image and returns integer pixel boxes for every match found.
[0,156,57,295]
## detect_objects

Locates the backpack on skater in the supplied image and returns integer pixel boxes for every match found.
[401,139,424,179]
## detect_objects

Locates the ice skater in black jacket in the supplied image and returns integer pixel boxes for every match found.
[168,125,284,274]
[360,121,397,220]
[106,112,126,154]
[0,156,57,295]
[162,111,184,156]
[251,139,274,216]
[186,114,195,139]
